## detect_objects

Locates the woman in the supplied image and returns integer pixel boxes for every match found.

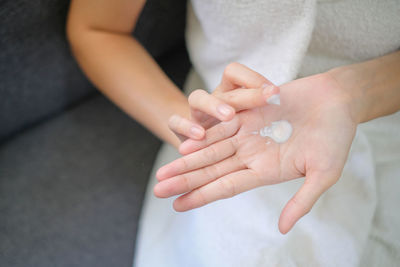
[67,0,400,266]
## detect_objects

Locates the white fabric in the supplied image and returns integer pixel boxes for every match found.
[186,0,400,89]
[134,1,400,266]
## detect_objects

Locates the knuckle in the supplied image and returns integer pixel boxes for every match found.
[224,62,240,77]
[318,177,335,191]
[216,125,226,137]
[188,89,205,104]
[204,164,219,180]
[204,145,218,161]
[309,171,338,191]
[196,188,208,206]
[179,157,189,171]
[181,174,191,192]
[331,175,340,186]
[224,92,239,104]
[168,115,180,129]
[211,89,222,97]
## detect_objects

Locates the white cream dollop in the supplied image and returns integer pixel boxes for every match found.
[258,120,293,144]
[266,94,280,105]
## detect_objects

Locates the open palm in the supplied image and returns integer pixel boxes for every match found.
[155,73,358,233]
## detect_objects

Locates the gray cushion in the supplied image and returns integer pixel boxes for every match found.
[0,95,160,267]
[0,0,94,141]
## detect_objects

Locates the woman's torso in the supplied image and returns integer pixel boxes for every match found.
[186,0,400,90]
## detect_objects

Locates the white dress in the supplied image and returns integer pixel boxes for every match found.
[134,1,400,266]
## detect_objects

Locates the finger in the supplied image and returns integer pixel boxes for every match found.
[168,115,205,140]
[216,85,280,111]
[219,62,274,92]
[156,137,238,181]
[278,171,338,234]
[190,109,219,129]
[188,89,235,122]
[179,116,240,155]
[154,155,245,198]
[173,169,263,211]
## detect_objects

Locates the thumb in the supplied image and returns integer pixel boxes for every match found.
[278,171,339,234]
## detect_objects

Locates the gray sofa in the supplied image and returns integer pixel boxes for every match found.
[0,1,191,266]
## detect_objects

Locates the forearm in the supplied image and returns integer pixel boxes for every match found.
[328,50,400,123]
[68,29,188,147]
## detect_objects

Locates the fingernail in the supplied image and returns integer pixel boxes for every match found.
[267,94,281,105]
[217,104,233,117]
[190,126,204,138]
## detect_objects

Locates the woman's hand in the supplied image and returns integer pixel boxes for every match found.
[168,63,279,142]
[155,72,358,234]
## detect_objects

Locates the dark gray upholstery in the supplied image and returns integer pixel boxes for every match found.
[0,0,190,266]
[0,0,94,141]
[0,0,190,142]
[0,96,160,267]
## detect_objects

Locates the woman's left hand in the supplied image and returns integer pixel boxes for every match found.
[168,63,279,143]
[155,72,359,234]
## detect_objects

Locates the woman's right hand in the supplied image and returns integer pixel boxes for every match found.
[156,72,359,234]
[168,63,280,144]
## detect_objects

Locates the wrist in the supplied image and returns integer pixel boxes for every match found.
[327,51,400,124]
[326,65,369,124]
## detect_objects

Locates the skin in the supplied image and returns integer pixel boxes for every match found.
[156,51,400,234]
[67,0,400,234]
[156,73,356,235]
[67,1,277,147]
[169,63,279,142]
[67,0,189,147]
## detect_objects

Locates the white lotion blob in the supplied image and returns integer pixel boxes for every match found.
[258,120,293,144]
[267,94,280,105]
